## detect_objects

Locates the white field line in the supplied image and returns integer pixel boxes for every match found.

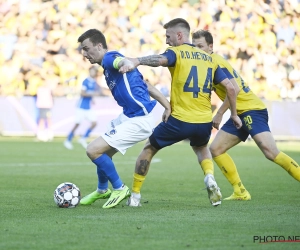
[0,158,161,167]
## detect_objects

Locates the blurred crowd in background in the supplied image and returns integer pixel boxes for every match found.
[1,0,300,101]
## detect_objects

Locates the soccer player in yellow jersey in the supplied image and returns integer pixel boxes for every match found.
[119,18,242,207]
[192,29,300,200]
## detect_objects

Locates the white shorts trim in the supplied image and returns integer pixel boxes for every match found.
[74,108,97,123]
[101,112,156,155]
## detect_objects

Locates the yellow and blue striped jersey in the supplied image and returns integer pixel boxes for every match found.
[163,44,227,123]
[211,53,266,115]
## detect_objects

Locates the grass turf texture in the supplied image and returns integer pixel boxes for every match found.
[0,137,299,250]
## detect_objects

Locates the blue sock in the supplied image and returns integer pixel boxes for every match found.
[84,128,92,138]
[97,168,108,190]
[67,131,74,141]
[92,154,123,189]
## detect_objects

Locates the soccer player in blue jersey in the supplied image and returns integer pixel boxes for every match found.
[119,18,242,207]
[192,29,300,200]
[64,66,100,150]
[77,29,171,209]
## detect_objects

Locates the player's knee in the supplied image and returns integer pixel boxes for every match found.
[261,147,279,161]
[142,142,158,156]
[209,144,220,157]
[264,151,277,161]
[86,144,93,159]
[144,145,157,155]
[86,142,97,160]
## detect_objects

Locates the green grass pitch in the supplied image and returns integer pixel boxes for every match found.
[0,137,299,250]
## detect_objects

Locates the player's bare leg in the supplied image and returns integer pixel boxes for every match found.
[210,130,251,200]
[192,145,222,206]
[253,131,300,181]
[86,136,115,160]
[127,140,159,207]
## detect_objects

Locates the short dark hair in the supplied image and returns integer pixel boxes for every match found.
[163,18,190,33]
[78,29,108,49]
[192,30,213,45]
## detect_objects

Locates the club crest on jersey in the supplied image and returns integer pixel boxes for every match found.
[109,129,117,135]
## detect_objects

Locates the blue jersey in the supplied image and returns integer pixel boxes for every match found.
[77,77,98,110]
[101,51,156,118]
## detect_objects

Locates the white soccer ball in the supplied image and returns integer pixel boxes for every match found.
[54,182,81,208]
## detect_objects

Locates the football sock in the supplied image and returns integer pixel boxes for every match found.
[84,128,92,138]
[114,184,125,191]
[200,159,214,176]
[274,151,300,181]
[67,131,74,141]
[132,173,145,194]
[96,168,108,190]
[93,154,123,189]
[213,153,246,194]
[132,192,141,199]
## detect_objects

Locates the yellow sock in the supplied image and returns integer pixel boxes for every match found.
[213,153,246,194]
[274,151,300,181]
[200,159,214,176]
[132,173,146,194]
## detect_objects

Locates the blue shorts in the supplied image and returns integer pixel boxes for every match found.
[221,109,270,142]
[150,115,212,149]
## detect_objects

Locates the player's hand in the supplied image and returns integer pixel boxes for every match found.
[162,107,171,123]
[231,115,242,129]
[119,58,139,73]
[212,113,223,130]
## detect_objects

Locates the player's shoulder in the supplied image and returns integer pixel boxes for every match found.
[165,46,176,53]
[211,53,225,62]
[104,50,124,59]
[212,53,232,67]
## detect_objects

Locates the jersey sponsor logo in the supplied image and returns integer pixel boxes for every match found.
[108,81,116,90]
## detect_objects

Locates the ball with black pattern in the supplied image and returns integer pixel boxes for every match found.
[54,182,81,208]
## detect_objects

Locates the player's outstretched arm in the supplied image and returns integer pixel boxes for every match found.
[119,55,169,73]
[219,78,242,129]
[137,55,169,67]
[145,81,171,122]
[118,58,139,73]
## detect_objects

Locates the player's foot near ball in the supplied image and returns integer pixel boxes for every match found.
[80,189,112,205]
[102,185,130,209]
